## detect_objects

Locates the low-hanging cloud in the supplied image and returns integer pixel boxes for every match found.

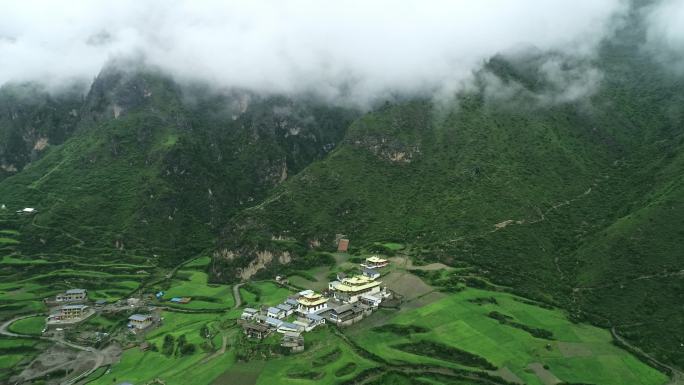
[0,0,628,106]
[645,0,684,73]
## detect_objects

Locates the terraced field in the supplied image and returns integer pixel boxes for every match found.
[163,270,234,310]
[348,288,669,385]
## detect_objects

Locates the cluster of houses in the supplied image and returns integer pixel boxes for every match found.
[47,288,156,335]
[48,289,93,323]
[240,256,391,351]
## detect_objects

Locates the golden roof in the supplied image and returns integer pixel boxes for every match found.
[298,292,328,306]
[366,256,387,263]
[333,275,381,293]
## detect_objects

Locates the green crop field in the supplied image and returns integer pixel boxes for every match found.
[91,310,236,385]
[8,315,45,335]
[239,281,292,307]
[349,288,669,385]
[163,270,234,310]
[256,327,378,385]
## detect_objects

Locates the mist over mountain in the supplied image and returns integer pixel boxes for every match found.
[0,0,638,106]
[1,1,683,384]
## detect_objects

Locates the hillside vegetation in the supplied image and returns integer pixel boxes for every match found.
[212,13,684,368]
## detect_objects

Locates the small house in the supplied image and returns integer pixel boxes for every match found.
[359,293,382,308]
[128,314,153,330]
[243,323,270,339]
[281,332,304,352]
[285,298,299,307]
[17,207,36,214]
[362,268,380,280]
[267,306,286,319]
[240,308,259,321]
[50,304,89,321]
[56,288,87,303]
[277,303,294,316]
[329,304,367,326]
[256,314,283,328]
[337,238,350,252]
[170,297,191,304]
[277,322,304,334]
[295,313,326,332]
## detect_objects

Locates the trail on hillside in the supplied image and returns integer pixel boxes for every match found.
[0,313,107,385]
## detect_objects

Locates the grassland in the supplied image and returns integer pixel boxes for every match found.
[8,315,45,335]
[348,288,669,385]
[239,281,292,307]
[162,270,234,310]
[255,327,378,385]
[90,310,237,385]
[0,338,46,383]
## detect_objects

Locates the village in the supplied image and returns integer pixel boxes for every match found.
[35,253,393,356]
[239,255,391,351]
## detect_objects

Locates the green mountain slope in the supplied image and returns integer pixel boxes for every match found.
[212,16,684,367]
[0,83,83,180]
[0,66,357,268]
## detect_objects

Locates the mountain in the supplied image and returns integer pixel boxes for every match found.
[211,11,684,367]
[0,65,358,268]
[0,82,83,180]
[0,1,682,372]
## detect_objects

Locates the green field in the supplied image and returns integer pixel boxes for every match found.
[0,237,19,245]
[255,327,378,385]
[239,281,293,308]
[163,270,234,310]
[348,288,669,385]
[184,256,212,268]
[8,315,45,335]
[91,311,235,385]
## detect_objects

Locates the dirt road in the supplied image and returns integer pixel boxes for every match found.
[0,313,106,385]
[233,283,244,309]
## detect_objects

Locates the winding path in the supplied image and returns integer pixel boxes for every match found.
[611,327,683,385]
[232,283,244,309]
[0,313,105,385]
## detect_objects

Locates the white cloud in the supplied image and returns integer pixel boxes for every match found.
[645,0,684,73]
[0,0,627,105]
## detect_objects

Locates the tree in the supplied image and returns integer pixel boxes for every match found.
[162,334,175,356]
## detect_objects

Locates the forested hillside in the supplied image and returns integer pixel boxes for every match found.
[212,10,684,367]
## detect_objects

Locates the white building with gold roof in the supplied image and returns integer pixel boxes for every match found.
[296,291,328,315]
[361,256,389,269]
[328,274,384,304]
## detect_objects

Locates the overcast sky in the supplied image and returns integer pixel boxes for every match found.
[1,0,677,105]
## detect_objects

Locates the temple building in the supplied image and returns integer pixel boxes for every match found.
[328,275,384,304]
[361,256,389,269]
[296,292,328,314]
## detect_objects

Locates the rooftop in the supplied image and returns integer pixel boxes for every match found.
[243,308,259,314]
[366,256,387,263]
[243,323,270,332]
[65,288,87,294]
[268,306,284,314]
[298,292,328,306]
[61,304,87,310]
[332,275,381,292]
[265,317,283,327]
[277,303,293,311]
[279,322,303,331]
[129,314,151,321]
[307,313,324,321]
